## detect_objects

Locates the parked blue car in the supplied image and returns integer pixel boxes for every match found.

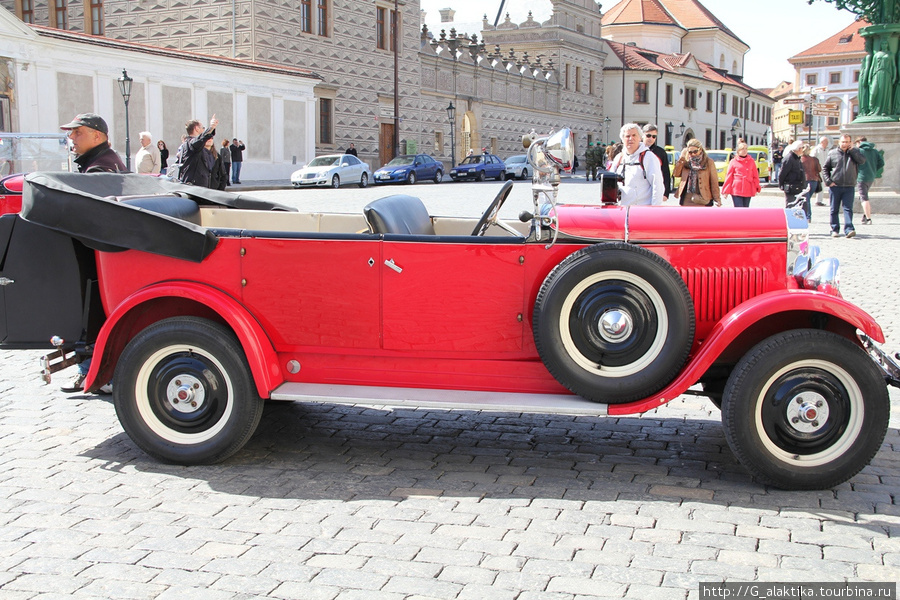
[373,154,444,184]
[449,153,506,181]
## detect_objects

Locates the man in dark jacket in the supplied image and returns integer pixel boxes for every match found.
[178,115,219,187]
[60,113,127,174]
[855,137,884,225]
[643,124,671,201]
[230,138,246,184]
[57,113,126,394]
[823,133,866,238]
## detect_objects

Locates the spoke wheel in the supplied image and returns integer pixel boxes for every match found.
[533,243,694,403]
[722,329,889,490]
[113,317,263,464]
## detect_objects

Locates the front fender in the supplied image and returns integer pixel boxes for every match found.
[83,281,282,397]
[609,289,884,415]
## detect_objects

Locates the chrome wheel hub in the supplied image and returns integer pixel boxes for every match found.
[785,391,829,433]
[166,374,206,414]
[599,309,633,342]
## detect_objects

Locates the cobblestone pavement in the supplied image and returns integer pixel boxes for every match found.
[1,181,898,599]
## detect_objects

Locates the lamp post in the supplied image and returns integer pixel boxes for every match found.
[603,117,611,144]
[117,69,133,171]
[679,122,686,139]
[446,102,456,168]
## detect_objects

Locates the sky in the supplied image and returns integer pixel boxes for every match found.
[419,0,859,89]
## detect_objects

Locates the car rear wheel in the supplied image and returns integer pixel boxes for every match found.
[113,317,263,465]
[331,175,340,188]
[359,173,369,188]
[520,168,529,180]
[434,170,443,184]
[408,172,417,185]
[533,243,694,404]
[721,329,889,490]
[476,170,486,182]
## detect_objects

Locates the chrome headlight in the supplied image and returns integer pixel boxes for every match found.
[803,257,840,293]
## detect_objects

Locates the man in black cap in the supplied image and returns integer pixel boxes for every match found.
[59,113,127,174]
[58,114,124,393]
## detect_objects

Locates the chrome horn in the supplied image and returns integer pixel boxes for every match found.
[526,128,575,174]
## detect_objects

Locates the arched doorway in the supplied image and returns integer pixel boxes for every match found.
[462,112,475,156]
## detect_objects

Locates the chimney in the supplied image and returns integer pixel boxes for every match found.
[439,8,456,22]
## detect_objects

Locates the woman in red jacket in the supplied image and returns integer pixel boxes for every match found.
[722,142,761,207]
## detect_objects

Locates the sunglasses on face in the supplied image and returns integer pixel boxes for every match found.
[688,149,700,155]
[645,134,657,138]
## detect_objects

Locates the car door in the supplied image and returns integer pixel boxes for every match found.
[344,155,363,183]
[380,237,528,353]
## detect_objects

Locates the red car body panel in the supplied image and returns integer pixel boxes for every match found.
[0,174,24,215]
[82,203,876,413]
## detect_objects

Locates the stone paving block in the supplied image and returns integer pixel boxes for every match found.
[520,557,595,578]
[438,564,498,585]
[493,571,552,592]
[78,579,169,599]
[547,575,626,596]
[270,581,340,600]
[625,582,690,599]
[573,549,632,567]
[149,567,221,588]
[382,575,463,597]
[1,573,84,595]
[414,546,483,567]
[689,560,757,580]
[155,585,237,600]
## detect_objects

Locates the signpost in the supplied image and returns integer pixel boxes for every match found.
[788,110,805,124]
[783,98,807,105]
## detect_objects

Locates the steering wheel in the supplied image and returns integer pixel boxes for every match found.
[471,180,514,236]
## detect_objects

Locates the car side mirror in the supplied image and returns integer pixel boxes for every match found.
[341,162,349,167]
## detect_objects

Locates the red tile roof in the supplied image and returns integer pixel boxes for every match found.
[791,19,868,59]
[602,0,744,45]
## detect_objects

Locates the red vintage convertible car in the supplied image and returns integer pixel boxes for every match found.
[1,129,897,490]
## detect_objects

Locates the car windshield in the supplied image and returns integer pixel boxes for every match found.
[460,156,483,165]
[308,156,340,167]
[707,152,728,162]
[506,155,526,164]
[386,156,415,166]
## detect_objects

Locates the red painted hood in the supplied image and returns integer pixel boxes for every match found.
[552,205,788,242]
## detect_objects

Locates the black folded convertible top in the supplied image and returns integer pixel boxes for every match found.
[21,172,296,263]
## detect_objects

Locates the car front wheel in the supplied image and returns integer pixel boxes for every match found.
[721,329,889,490]
[359,173,368,188]
[476,170,486,182]
[434,170,443,184]
[520,168,529,180]
[331,175,340,188]
[113,317,264,464]
[408,172,417,185]
[533,243,694,404]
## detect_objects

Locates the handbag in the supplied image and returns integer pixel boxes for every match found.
[687,192,708,205]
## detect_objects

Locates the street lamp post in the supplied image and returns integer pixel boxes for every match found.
[117,69,133,171]
[446,102,456,169]
[603,117,611,144]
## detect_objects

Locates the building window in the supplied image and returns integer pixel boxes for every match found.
[634,81,648,104]
[51,0,68,29]
[829,72,841,84]
[720,93,727,114]
[705,129,712,149]
[575,66,582,92]
[827,114,839,127]
[665,83,673,106]
[87,0,103,35]
[376,7,387,49]
[317,0,328,36]
[732,96,738,116]
[853,70,860,83]
[301,0,311,33]
[684,87,697,109]
[564,64,570,90]
[706,92,713,112]
[20,0,34,23]
[319,98,333,144]
[720,130,726,149]
[806,73,817,85]
[434,131,442,154]
[589,70,595,95]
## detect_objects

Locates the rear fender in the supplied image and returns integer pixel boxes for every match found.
[83,282,281,397]
[609,289,884,415]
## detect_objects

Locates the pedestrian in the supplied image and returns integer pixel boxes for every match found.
[158,140,170,176]
[823,133,866,238]
[572,153,579,174]
[799,144,822,222]
[814,136,830,206]
[467,148,474,157]
[722,141,761,208]
[134,131,161,175]
[221,139,232,186]
[778,141,806,211]
[673,139,720,207]
[642,124,671,202]
[230,138,245,184]
[178,115,219,187]
[609,123,664,206]
[772,144,784,181]
[346,143,358,157]
[604,143,621,170]
[585,142,597,181]
[855,136,884,225]
[57,113,125,394]
[208,139,228,191]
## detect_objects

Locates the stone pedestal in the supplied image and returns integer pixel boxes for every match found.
[843,120,900,213]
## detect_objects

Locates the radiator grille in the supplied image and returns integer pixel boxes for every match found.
[679,267,769,323]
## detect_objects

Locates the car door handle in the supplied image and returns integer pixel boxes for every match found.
[384,259,402,274]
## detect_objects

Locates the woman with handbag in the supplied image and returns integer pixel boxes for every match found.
[674,139,720,206]
[799,144,821,222]
[778,140,806,210]
[722,141,761,208]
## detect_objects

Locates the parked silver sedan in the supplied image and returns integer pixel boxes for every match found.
[291,154,372,188]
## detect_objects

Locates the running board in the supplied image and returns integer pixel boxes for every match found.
[270,383,608,416]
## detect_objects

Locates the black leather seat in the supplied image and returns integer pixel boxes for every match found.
[120,195,201,225]
[364,195,435,235]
